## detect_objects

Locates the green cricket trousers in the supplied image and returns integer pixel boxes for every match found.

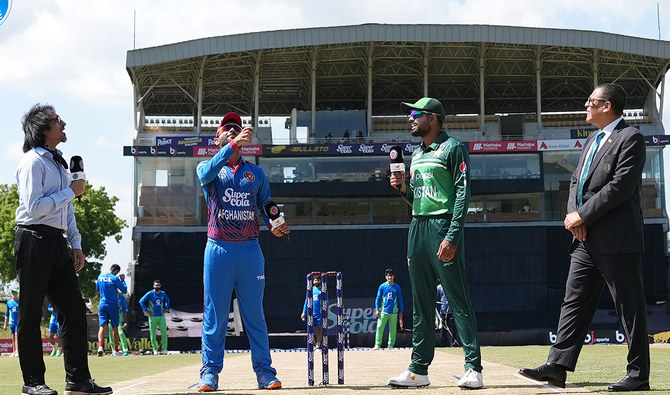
[407,216,482,375]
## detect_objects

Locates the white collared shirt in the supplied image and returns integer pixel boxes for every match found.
[15,147,81,249]
[579,116,623,178]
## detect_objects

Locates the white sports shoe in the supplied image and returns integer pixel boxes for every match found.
[457,368,484,389]
[112,351,124,356]
[388,370,430,387]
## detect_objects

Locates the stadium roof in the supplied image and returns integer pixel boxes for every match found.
[126,24,670,118]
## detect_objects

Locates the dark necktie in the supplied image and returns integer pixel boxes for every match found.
[577,131,605,206]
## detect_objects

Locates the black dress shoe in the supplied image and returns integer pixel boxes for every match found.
[519,363,567,388]
[608,376,649,392]
[21,384,58,395]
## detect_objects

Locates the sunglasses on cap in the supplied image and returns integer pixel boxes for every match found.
[409,110,434,119]
[216,123,242,138]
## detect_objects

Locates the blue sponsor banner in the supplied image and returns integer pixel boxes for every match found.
[644,135,670,146]
[156,135,217,147]
[123,146,191,156]
[263,142,421,157]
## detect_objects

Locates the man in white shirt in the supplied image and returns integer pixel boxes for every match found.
[15,104,112,395]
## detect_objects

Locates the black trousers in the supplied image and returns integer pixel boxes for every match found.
[15,225,91,386]
[548,242,650,380]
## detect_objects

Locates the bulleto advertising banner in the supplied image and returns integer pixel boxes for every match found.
[263,143,421,157]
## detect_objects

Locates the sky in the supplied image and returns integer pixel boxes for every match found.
[1,0,670,281]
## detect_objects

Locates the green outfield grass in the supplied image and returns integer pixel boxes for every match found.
[441,344,670,394]
[0,352,245,395]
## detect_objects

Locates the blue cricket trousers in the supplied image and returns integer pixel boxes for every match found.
[201,238,275,375]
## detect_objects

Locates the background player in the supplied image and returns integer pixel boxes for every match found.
[108,292,130,356]
[96,264,127,356]
[47,304,62,357]
[139,280,170,355]
[373,268,404,349]
[3,290,19,357]
[301,273,326,348]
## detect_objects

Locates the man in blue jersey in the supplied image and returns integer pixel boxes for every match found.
[373,269,404,349]
[3,290,19,357]
[301,273,326,348]
[108,293,130,356]
[47,304,62,357]
[139,280,170,355]
[195,112,290,392]
[96,264,127,357]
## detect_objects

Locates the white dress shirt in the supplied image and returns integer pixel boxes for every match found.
[15,147,81,249]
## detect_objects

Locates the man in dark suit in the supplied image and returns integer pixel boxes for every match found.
[520,83,650,392]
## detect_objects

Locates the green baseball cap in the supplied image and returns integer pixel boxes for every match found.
[11,289,18,295]
[401,97,445,119]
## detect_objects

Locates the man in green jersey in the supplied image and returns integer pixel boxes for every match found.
[387,97,483,390]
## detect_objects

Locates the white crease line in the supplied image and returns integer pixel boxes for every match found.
[114,382,147,393]
[513,373,566,394]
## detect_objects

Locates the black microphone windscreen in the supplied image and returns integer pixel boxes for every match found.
[264,201,281,220]
[389,146,404,163]
[70,156,84,172]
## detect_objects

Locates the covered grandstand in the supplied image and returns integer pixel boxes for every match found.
[124,24,670,348]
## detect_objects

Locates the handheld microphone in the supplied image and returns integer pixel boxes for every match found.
[69,155,86,202]
[389,146,405,190]
[263,201,290,243]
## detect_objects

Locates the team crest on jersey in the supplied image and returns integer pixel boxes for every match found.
[243,171,255,182]
[459,162,467,174]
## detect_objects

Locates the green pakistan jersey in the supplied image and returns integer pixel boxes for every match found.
[403,131,471,243]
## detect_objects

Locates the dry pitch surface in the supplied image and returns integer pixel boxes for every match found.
[110,348,590,394]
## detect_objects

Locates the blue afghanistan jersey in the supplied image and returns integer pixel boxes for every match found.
[139,290,170,317]
[196,142,273,241]
[96,273,127,306]
[6,299,18,325]
[375,282,404,314]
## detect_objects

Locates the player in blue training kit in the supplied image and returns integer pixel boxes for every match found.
[47,304,62,357]
[374,268,404,349]
[196,112,290,392]
[3,290,19,357]
[139,280,170,354]
[96,264,127,356]
[301,273,327,347]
